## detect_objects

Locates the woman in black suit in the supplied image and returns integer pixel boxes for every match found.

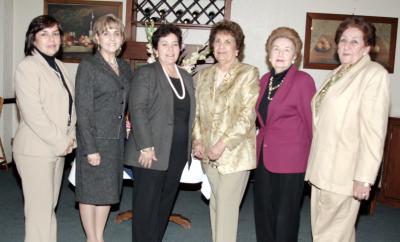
[124,24,195,242]
[75,14,132,242]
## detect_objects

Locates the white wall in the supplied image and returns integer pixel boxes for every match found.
[1,0,400,162]
[231,0,400,115]
[1,0,16,162]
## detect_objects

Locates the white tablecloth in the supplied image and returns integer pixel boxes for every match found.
[68,157,211,199]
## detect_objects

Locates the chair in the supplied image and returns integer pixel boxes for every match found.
[0,97,8,170]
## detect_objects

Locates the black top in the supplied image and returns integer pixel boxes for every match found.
[258,68,289,124]
[169,76,190,161]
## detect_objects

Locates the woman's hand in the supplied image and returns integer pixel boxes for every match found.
[62,138,75,156]
[207,139,226,161]
[193,141,206,159]
[139,147,157,169]
[353,180,371,200]
[87,153,101,166]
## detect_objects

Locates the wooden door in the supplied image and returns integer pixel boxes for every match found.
[379,117,400,207]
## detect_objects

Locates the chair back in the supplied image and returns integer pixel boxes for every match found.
[0,96,3,116]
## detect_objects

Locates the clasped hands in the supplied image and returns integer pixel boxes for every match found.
[192,139,226,161]
[353,180,371,201]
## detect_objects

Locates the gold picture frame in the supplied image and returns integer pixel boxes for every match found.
[303,12,398,73]
[44,0,123,62]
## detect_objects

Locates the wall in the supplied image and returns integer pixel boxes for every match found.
[1,0,400,162]
[1,0,15,162]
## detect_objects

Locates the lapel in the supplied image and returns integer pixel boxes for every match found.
[154,61,174,120]
[94,52,124,88]
[312,55,371,125]
[178,67,194,102]
[32,51,61,84]
[217,60,240,95]
[54,58,74,96]
[265,65,298,125]
[256,72,271,127]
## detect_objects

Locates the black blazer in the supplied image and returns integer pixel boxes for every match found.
[124,61,195,170]
[75,52,132,155]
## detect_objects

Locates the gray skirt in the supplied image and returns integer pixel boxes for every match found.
[75,137,124,205]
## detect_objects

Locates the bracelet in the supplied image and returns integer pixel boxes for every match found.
[140,147,154,153]
[363,182,371,187]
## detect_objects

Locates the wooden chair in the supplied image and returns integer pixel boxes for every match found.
[0,97,8,170]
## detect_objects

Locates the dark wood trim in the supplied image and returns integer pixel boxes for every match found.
[224,0,231,20]
[125,0,133,40]
[3,98,16,104]
[121,41,148,60]
[377,117,400,207]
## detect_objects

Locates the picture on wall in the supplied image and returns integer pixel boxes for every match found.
[303,12,398,73]
[44,0,123,62]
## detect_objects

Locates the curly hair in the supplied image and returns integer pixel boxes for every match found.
[265,27,303,67]
[334,16,376,47]
[151,23,183,50]
[209,20,245,61]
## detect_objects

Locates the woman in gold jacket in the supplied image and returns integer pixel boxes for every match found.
[192,20,259,242]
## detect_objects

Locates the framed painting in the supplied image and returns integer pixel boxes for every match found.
[303,12,398,73]
[44,0,123,62]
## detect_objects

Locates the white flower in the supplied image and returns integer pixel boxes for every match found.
[144,21,210,73]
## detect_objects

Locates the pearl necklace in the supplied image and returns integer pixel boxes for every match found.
[161,64,186,99]
[267,76,284,101]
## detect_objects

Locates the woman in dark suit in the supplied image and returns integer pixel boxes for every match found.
[75,14,132,242]
[13,15,76,242]
[124,24,195,242]
[254,27,316,242]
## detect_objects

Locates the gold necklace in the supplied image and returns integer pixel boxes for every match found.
[315,63,354,114]
[106,59,119,74]
[267,76,284,101]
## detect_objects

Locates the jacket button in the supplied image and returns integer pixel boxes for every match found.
[121,87,124,90]
[120,101,124,104]
[118,115,122,119]
[264,144,267,147]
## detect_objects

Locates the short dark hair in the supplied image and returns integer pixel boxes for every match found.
[151,23,182,50]
[335,16,376,47]
[209,20,245,61]
[24,15,63,56]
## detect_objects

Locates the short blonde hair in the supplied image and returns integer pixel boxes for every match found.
[266,27,303,67]
[93,14,125,45]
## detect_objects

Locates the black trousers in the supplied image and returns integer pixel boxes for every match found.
[132,157,186,242]
[253,161,305,242]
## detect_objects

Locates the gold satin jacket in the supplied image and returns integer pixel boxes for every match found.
[193,61,260,174]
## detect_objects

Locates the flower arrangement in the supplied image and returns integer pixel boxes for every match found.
[144,20,210,74]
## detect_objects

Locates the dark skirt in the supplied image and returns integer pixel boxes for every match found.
[75,136,124,205]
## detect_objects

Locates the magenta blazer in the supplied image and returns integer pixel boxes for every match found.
[256,65,316,173]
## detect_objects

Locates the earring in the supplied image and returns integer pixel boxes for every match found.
[291,59,295,64]
[97,45,101,51]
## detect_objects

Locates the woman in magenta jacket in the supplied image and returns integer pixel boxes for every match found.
[254,27,316,242]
